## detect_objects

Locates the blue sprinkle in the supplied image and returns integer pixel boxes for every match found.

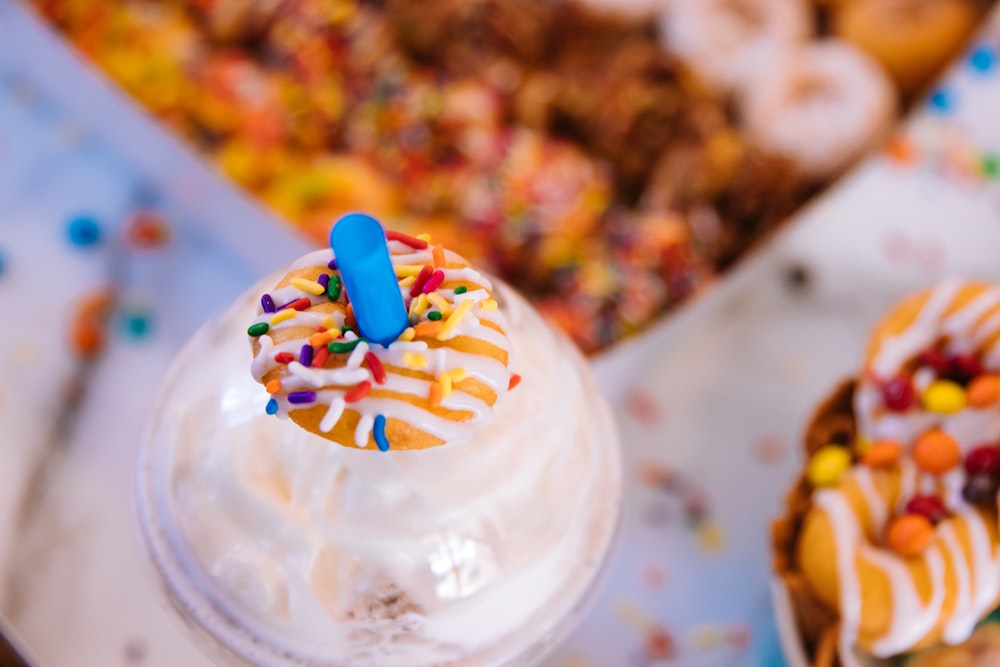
[970,45,997,73]
[261,294,276,313]
[300,344,313,366]
[120,307,152,339]
[373,414,390,452]
[265,398,278,415]
[67,215,102,247]
[928,88,955,113]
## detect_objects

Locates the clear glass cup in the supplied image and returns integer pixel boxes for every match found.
[136,275,622,667]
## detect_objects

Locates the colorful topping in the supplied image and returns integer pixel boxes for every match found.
[903,495,949,524]
[807,446,851,487]
[885,514,935,557]
[261,294,276,313]
[249,223,516,452]
[964,445,1000,476]
[912,429,962,475]
[248,322,269,337]
[968,374,1000,408]
[881,375,916,412]
[860,440,904,469]
[921,380,967,414]
[962,473,1000,506]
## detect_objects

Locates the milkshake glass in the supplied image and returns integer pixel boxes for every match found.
[136,243,622,667]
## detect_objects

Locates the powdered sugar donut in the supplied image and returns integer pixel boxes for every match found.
[248,231,515,452]
[739,39,895,179]
[660,0,812,95]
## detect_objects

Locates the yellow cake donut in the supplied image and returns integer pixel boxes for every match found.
[247,230,515,451]
[789,281,1000,662]
[833,0,979,94]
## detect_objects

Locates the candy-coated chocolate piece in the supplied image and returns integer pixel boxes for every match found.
[921,380,967,414]
[861,440,904,469]
[807,446,852,487]
[964,445,1000,476]
[885,514,935,557]
[948,353,984,384]
[904,495,949,524]
[968,374,1000,408]
[913,429,962,475]
[918,348,950,376]
[882,375,916,412]
[962,473,1000,507]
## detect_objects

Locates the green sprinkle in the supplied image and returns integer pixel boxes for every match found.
[247,322,270,337]
[328,339,361,354]
[327,275,342,301]
[454,286,468,295]
[427,311,442,321]
[983,153,1000,180]
[341,325,353,334]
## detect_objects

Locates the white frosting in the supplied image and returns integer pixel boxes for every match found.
[138,280,622,667]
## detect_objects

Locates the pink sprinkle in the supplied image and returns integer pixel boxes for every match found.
[410,265,434,297]
[422,269,445,294]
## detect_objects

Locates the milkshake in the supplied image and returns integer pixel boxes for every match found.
[136,216,622,667]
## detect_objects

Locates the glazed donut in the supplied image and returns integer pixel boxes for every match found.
[659,0,812,95]
[247,232,514,451]
[740,39,895,179]
[833,0,979,95]
[793,281,1000,659]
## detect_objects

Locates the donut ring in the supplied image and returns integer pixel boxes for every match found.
[740,39,895,179]
[833,0,979,95]
[792,282,1000,659]
[660,0,812,95]
[247,233,514,451]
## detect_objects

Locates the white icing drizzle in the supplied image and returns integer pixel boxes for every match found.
[248,244,513,449]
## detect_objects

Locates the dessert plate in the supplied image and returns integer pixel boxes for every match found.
[0,4,999,667]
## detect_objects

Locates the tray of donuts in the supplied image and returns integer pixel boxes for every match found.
[11,0,1000,393]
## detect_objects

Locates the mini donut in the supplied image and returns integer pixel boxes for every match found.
[789,281,1000,660]
[659,0,812,96]
[247,231,514,452]
[739,39,895,179]
[833,0,979,95]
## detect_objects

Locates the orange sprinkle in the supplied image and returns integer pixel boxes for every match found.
[432,244,445,268]
[885,134,917,165]
[508,374,522,390]
[309,331,334,347]
[265,379,282,394]
[413,321,443,338]
[72,321,104,357]
[345,303,356,329]
[428,382,443,408]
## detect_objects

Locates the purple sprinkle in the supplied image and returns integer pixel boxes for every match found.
[300,344,313,366]
[328,259,338,270]
[261,294,276,314]
[287,391,317,405]
[317,273,330,288]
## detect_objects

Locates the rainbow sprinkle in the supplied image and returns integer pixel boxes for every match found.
[265,398,278,415]
[270,309,296,325]
[438,299,473,339]
[261,294,276,313]
[403,352,428,368]
[248,322,269,337]
[288,391,317,404]
[291,277,326,296]
[373,414,390,452]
